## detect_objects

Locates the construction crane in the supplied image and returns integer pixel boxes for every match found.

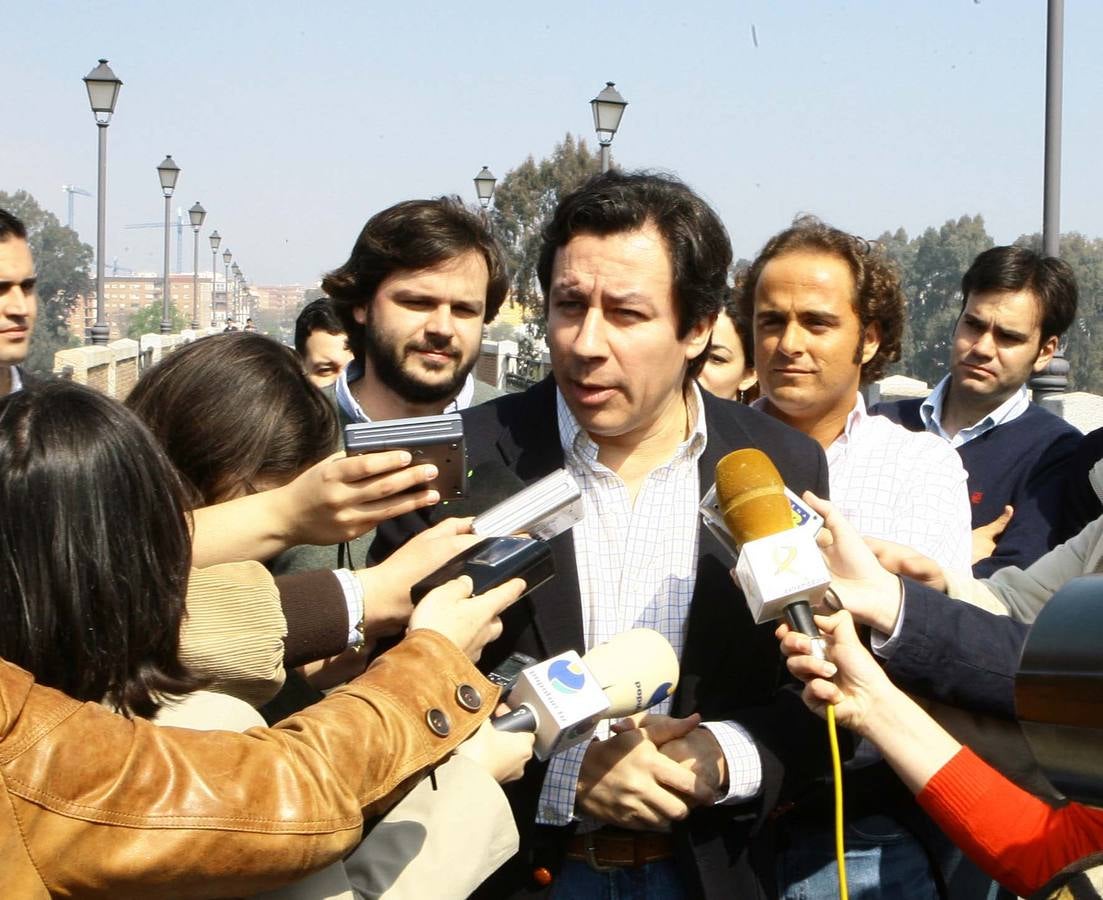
[125,207,188,273]
[61,185,92,230]
[110,257,134,276]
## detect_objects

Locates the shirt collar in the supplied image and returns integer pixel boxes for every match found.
[920,375,1030,446]
[556,381,708,469]
[6,366,22,395]
[336,359,475,424]
[749,392,864,453]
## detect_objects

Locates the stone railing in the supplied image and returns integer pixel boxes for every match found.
[53,328,221,400]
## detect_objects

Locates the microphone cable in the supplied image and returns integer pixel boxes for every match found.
[826,702,848,900]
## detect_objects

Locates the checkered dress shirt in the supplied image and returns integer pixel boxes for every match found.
[536,384,762,827]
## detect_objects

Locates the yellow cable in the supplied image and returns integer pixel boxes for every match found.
[827,703,848,900]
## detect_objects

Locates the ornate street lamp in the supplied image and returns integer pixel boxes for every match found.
[208,230,221,324]
[590,81,628,173]
[83,59,122,345]
[156,155,181,334]
[222,248,232,324]
[188,202,206,329]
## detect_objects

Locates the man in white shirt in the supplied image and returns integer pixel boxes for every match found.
[737,216,972,569]
[736,215,975,899]
[0,210,35,397]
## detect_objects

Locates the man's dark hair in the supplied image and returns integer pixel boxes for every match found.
[960,245,1078,344]
[0,209,27,241]
[536,171,732,379]
[127,333,338,507]
[322,197,509,363]
[294,297,345,356]
[0,381,202,718]
[734,215,904,384]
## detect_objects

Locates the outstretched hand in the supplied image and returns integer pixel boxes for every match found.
[803,491,904,634]
[356,518,483,641]
[408,575,525,662]
[277,450,442,548]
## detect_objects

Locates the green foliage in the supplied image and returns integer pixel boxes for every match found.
[880,216,1103,393]
[878,215,994,386]
[0,189,92,374]
[489,133,601,338]
[125,300,186,340]
[1015,231,1103,393]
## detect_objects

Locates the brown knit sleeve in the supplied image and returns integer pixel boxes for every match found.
[276,570,352,668]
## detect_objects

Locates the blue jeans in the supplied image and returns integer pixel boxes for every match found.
[551,858,686,900]
[779,811,1001,900]
[778,814,941,900]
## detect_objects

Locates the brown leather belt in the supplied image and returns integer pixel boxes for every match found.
[565,828,674,871]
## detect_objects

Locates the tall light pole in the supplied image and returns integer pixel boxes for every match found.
[590,82,628,174]
[83,59,122,346]
[156,156,180,334]
[232,262,242,322]
[209,230,221,325]
[222,249,232,324]
[1043,0,1064,258]
[474,166,496,209]
[188,202,206,329]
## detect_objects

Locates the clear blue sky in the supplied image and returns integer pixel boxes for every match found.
[5,0,1103,285]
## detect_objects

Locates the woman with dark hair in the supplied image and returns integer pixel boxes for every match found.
[0,380,202,717]
[698,294,758,403]
[0,379,532,897]
[126,332,339,506]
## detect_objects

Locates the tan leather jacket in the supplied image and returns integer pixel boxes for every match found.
[0,629,498,898]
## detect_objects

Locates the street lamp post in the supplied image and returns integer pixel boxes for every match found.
[474,166,497,209]
[590,82,628,174]
[209,230,221,325]
[222,249,232,325]
[232,262,242,322]
[82,59,122,346]
[188,202,206,330]
[156,156,180,334]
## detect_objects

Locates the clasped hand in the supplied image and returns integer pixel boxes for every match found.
[575,713,726,831]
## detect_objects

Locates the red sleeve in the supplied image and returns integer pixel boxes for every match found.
[917,747,1103,895]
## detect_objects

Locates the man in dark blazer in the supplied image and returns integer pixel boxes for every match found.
[375,171,832,899]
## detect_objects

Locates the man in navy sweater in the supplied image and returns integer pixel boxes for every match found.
[877,245,1081,577]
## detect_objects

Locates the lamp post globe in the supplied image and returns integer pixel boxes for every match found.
[474,166,497,209]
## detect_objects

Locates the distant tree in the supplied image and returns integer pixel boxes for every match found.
[875,227,919,374]
[0,189,92,373]
[1015,231,1103,393]
[880,214,993,386]
[487,319,520,342]
[125,300,186,340]
[489,133,601,338]
[250,307,285,339]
